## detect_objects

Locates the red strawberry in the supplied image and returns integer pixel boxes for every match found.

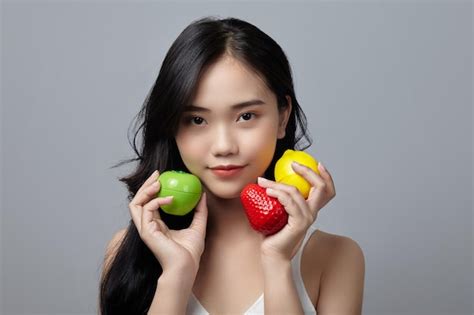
[240,183,288,236]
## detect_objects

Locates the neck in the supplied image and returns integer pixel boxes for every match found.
[204,189,264,247]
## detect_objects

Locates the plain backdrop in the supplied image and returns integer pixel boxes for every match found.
[1,1,472,314]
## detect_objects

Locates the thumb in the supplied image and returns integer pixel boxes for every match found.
[189,192,208,237]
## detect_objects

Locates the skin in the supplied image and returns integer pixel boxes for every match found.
[174,54,292,248]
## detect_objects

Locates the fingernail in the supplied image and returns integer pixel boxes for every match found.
[292,161,301,168]
[258,176,269,182]
[318,162,326,172]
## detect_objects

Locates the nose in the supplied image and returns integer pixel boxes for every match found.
[210,123,238,157]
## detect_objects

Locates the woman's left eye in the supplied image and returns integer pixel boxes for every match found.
[238,112,257,121]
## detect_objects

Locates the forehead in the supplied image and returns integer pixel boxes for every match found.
[190,56,272,110]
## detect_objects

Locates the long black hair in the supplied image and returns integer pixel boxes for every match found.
[99,15,312,314]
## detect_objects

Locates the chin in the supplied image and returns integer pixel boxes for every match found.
[203,181,247,200]
[209,187,242,200]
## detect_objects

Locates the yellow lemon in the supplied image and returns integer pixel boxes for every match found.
[274,149,320,199]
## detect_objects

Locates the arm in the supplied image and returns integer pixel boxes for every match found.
[261,256,305,315]
[100,229,196,315]
[316,237,365,315]
[147,269,197,315]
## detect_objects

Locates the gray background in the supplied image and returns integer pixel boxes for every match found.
[1,1,472,314]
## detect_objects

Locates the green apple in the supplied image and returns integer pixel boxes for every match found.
[156,170,202,216]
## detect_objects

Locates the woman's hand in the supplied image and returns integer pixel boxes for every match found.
[129,170,208,275]
[259,162,336,262]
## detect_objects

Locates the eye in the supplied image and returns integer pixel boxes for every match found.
[183,116,205,126]
[238,112,257,122]
[190,116,205,125]
[183,112,257,126]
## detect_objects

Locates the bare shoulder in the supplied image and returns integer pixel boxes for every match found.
[305,229,363,265]
[314,229,364,257]
[312,229,366,314]
[319,230,365,271]
[102,228,128,275]
[107,228,127,252]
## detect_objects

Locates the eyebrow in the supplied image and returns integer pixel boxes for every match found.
[184,99,265,113]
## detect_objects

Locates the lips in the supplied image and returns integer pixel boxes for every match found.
[210,165,245,170]
[210,165,246,177]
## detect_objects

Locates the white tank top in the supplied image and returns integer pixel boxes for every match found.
[186,223,319,314]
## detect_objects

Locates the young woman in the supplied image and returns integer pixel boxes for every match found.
[99,16,365,315]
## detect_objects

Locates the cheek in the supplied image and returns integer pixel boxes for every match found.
[245,122,279,170]
[247,129,276,150]
[175,132,204,164]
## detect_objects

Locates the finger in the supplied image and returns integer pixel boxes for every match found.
[258,177,308,218]
[143,194,171,223]
[132,179,162,208]
[317,162,336,197]
[129,182,162,232]
[265,188,307,225]
[129,203,141,233]
[291,162,328,215]
[258,171,325,196]
[154,218,170,238]
[290,162,326,192]
[134,170,160,200]
[189,192,208,237]
[141,196,174,232]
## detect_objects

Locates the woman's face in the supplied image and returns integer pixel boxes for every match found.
[175,55,291,199]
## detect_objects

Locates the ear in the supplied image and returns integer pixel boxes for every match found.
[277,95,292,139]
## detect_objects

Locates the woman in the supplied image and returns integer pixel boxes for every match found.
[99,16,365,315]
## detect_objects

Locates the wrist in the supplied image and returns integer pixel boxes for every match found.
[150,268,196,315]
[159,268,197,291]
[261,255,292,274]
[261,251,290,265]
